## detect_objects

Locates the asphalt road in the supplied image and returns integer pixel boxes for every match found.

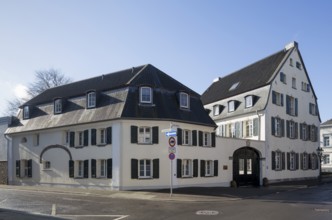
[0,183,331,220]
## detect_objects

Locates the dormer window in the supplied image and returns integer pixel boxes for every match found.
[54,99,62,114]
[228,101,235,112]
[87,91,96,108]
[179,92,189,109]
[23,106,30,119]
[245,96,253,108]
[140,87,152,104]
[296,61,302,70]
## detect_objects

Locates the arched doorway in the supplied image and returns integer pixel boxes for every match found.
[233,147,260,186]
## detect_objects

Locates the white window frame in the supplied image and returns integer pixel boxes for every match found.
[245,96,253,108]
[324,136,330,147]
[311,154,318,170]
[290,152,296,170]
[23,106,29,119]
[205,160,214,177]
[228,101,235,112]
[87,92,96,108]
[179,92,189,109]
[275,91,283,106]
[303,153,308,170]
[183,129,192,145]
[54,99,62,114]
[98,159,107,178]
[310,126,317,142]
[213,105,220,116]
[274,118,282,137]
[140,87,152,104]
[99,129,106,145]
[301,124,308,141]
[246,120,254,137]
[289,96,296,116]
[182,159,192,177]
[289,121,296,139]
[275,151,282,171]
[76,160,84,178]
[280,72,286,84]
[309,103,316,116]
[323,154,330,164]
[78,131,84,146]
[203,132,211,147]
[43,161,51,170]
[138,127,152,144]
[139,159,152,178]
[292,77,296,89]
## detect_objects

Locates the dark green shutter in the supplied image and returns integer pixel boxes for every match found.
[198,131,203,146]
[91,129,96,145]
[214,160,218,177]
[200,160,206,177]
[295,123,298,139]
[211,132,216,147]
[296,153,299,170]
[84,130,89,146]
[69,160,74,178]
[106,127,112,145]
[91,159,96,178]
[16,160,20,177]
[287,153,290,170]
[295,98,298,116]
[27,159,32,178]
[84,160,89,178]
[192,130,197,146]
[153,159,159,179]
[286,95,290,115]
[272,91,276,104]
[281,119,285,137]
[131,126,138,144]
[300,153,304,170]
[300,123,303,140]
[282,152,285,170]
[177,128,182,145]
[271,117,275,136]
[308,154,312,169]
[177,159,182,178]
[286,120,290,138]
[107,158,112,179]
[131,159,138,179]
[271,151,276,170]
[193,159,198,177]
[70,132,75,147]
[152,127,159,144]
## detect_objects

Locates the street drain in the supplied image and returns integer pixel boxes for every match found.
[196,210,219,216]
[314,208,330,212]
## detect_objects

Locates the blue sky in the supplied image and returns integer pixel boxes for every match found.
[0,0,331,122]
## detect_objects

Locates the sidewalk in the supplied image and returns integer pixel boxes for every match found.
[1,176,332,202]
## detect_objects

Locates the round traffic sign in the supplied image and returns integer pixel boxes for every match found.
[169,153,175,160]
[169,137,176,147]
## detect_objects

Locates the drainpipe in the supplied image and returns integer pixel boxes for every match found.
[4,134,13,185]
[256,110,263,141]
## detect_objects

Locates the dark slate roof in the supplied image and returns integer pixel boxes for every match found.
[7,64,215,133]
[201,48,292,105]
[321,119,332,126]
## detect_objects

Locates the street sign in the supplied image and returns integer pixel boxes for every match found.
[168,147,176,154]
[169,153,175,160]
[166,130,177,137]
[168,137,176,147]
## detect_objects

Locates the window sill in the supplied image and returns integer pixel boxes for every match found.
[137,143,153,145]
[97,144,107,147]
[138,177,153,180]
[180,176,193,179]
[139,103,156,107]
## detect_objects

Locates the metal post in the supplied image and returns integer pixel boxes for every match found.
[170,159,173,197]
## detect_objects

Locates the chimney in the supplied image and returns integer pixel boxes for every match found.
[285,41,298,51]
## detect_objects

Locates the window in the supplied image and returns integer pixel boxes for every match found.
[229,82,240,91]
[87,92,96,108]
[289,152,296,170]
[43,161,51,170]
[272,151,284,171]
[324,136,330,147]
[286,95,298,116]
[99,129,106,145]
[139,159,152,178]
[228,101,235,112]
[182,130,192,145]
[23,106,30,119]
[179,92,189,108]
[302,153,308,170]
[140,87,152,103]
[205,160,214,176]
[213,105,222,116]
[33,134,40,146]
[182,159,192,177]
[99,159,107,178]
[292,77,296,89]
[309,103,317,116]
[76,160,84,178]
[54,99,62,114]
[275,151,282,170]
[302,82,310,92]
[323,155,330,164]
[272,91,283,106]
[300,123,308,141]
[296,61,302,70]
[289,58,293,66]
[203,132,211,147]
[245,96,253,108]
[16,159,32,178]
[246,120,253,137]
[311,154,318,170]
[138,127,152,144]
[271,117,284,137]
[280,72,286,84]
[286,120,298,139]
[78,131,84,146]
[310,125,318,142]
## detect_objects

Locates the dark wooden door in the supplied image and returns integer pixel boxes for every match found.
[233,147,260,186]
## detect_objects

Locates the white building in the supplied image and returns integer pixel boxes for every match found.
[202,42,321,185]
[320,119,332,172]
[0,116,12,184]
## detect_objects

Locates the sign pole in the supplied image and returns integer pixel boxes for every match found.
[170,159,173,197]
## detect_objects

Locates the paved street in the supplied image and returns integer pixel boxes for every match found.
[0,182,331,220]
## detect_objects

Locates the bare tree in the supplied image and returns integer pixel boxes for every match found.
[6,68,72,116]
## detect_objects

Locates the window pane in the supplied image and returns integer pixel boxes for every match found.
[239,159,244,175]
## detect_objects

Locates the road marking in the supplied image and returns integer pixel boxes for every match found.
[57,215,129,219]
[0,198,8,204]
[51,204,56,216]
[196,210,219,215]
[314,208,330,212]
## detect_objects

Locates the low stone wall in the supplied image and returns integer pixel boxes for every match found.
[0,161,8,184]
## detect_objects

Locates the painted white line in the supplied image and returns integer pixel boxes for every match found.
[0,198,8,204]
[51,204,56,216]
[57,215,129,219]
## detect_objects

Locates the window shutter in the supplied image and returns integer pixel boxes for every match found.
[295,98,298,116]
[193,159,198,177]
[200,160,206,177]
[176,159,182,178]
[286,95,290,115]
[84,160,89,178]
[282,152,285,170]
[131,159,138,179]
[271,151,276,170]
[308,154,312,169]
[70,132,75,147]
[91,129,97,146]
[177,128,182,145]
[307,125,311,141]
[152,126,159,144]
[27,159,32,178]
[131,126,138,144]
[286,120,290,138]
[271,117,275,136]
[253,118,258,136]
[69,160,74,178]
[107,159,112,179]
[106,127,112,145]
[281,119,285,137]
[287,153,290,170]
[272,91,276,104]
[16,160,20,177]
[300,124,303,140]
[84,130,89,146]
[192,130,197,146]
[153,159,159,179]
[198,131,203,146]
[281,94,284,106]
[211,132,216,147]
[214,160,218,177]
[300,153,304,170]
[295,123,298,139]
[295,153,299,170]
[91,159,96,178]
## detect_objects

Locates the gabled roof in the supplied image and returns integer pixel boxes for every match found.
[201,46,293,105]
[321,119,332,126]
